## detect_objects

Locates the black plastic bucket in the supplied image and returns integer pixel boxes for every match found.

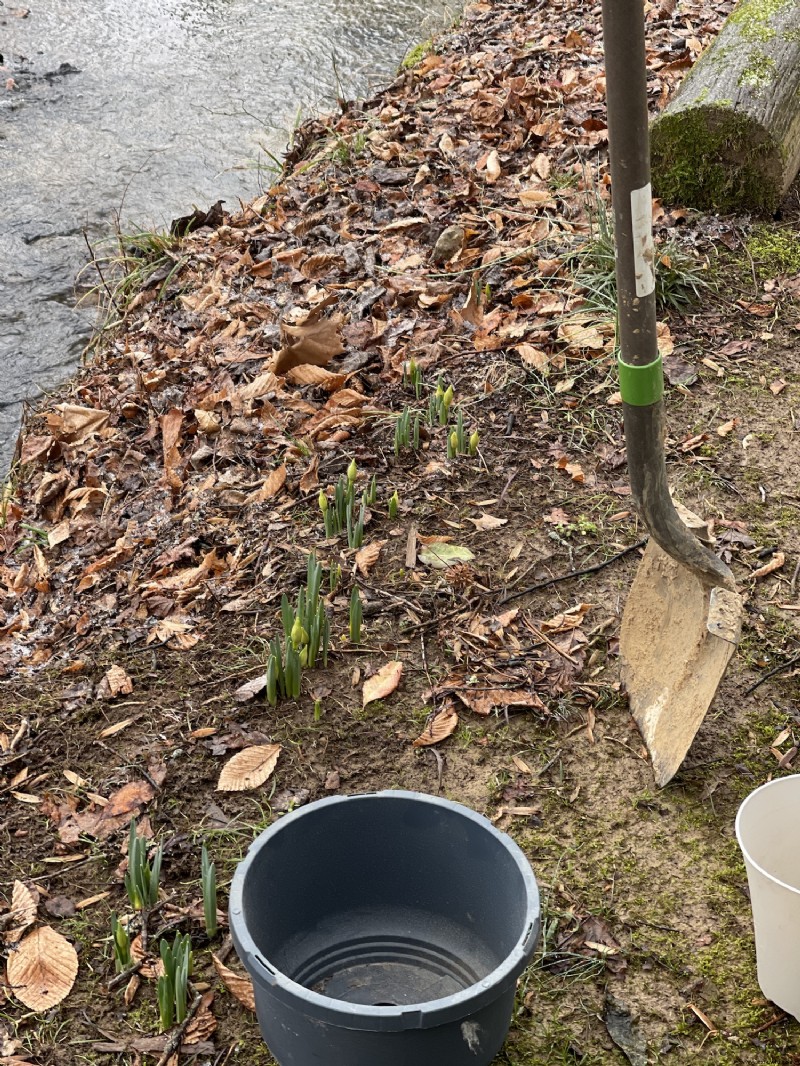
[229,790,540,1066]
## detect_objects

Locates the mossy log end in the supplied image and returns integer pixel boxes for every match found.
[650,0,800,213]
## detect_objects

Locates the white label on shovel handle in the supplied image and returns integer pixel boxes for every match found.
[630,184,656,298]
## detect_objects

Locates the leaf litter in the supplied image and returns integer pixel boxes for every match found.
[2,0,800,1061]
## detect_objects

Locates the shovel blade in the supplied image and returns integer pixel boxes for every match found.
[620,538,742,787]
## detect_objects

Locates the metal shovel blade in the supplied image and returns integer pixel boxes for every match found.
[620,537,742,787]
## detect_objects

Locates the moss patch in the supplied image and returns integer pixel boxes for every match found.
[651,107,782,213]
[746,225,800,274]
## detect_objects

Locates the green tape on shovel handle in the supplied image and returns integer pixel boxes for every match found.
[618,356,663,406]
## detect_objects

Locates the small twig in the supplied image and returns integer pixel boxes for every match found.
[525,621,579,665]
[82,230,120,313]
[7,717,29,755]
[745,654,800,696]
[498,540,647,606]
[155,990,203,1066]
[108,958,145,991]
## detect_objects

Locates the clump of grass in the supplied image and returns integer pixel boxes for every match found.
[570,210,708,312]
[81,225,187,316]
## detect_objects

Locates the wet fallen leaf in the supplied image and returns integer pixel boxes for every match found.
[363,661,403,707]
[604,993,647,1066]
[212,954,256,1012]
[97,665,133,700]
[752,552,785,580]
[216,744,282,792]
[412,705,459,746]
[418,543,475,569]
[7,925,78,1011]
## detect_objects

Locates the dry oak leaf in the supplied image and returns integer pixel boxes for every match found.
[412,705,459,747]
[217,744,282,792]
[97,665,133,700]
[355,540,386,577]
[212,954,256,1012]
[7,925,78,1011]
[363,661,403,707]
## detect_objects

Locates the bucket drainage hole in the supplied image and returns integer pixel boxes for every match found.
[293,935,484,1006]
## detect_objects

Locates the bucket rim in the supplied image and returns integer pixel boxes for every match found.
[229,789,540,1031]
[735,774,800,897]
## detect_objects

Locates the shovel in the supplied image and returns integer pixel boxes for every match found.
[600,0,742,786]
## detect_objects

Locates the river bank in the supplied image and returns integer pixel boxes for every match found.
[3,0,800,1062]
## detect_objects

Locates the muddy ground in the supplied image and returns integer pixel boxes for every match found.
[2,0,800,1063]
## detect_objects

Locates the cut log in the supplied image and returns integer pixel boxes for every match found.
[650,0,800,214]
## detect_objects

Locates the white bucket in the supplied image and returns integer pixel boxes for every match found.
[735,774,800,1020]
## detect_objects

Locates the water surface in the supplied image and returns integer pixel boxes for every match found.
[0,0,448,470]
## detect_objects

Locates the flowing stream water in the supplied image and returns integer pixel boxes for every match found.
[0,0,449,473]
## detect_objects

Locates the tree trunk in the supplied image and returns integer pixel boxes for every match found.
[650,0,800,214]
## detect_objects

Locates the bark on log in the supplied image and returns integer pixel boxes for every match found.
[650,0,800,214]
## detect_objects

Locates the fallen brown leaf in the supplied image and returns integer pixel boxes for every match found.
[274,311,345,374]
[7,925,78,1011]
[457,688,546,716]
[217,744,282,792]
[212,955,256,1012]
[412,705,459,746]
[467,513,508,532]
[2,881,39,944]
[97,665,133,700]
[45,404,110,445]
[355,540,385,577]
[363,661,403,707]
[161,408,184,490]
